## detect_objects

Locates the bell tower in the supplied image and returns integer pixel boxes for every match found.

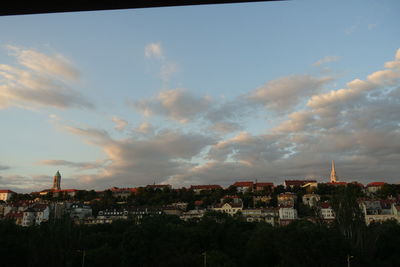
[52,170,61,190]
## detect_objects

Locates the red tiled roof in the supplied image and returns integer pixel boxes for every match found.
[320,202,331,209]
[367,182,386,187]
[194,200,203,206]
[0,189,16,193]
[190,185,222,190]
[233,181,253,187]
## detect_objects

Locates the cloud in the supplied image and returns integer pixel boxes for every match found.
[132,88,213,123]
[0,46,93,110]
[208,121,242,134]
[7,45,80,80]
[0,174,53,192]
[134,121,153,134]
[64,126,111,145]
[166,48,400,186]
[145,43,163,58]
[38,159,108,170]
[111,116,128,132]
[313,56,340,66]
[62,125,217,188]
[247,75,333,113]
[2,48,394,191]
[0,164,10,171]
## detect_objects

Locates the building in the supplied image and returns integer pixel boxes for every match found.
[69,203,92,220]
[242,208,279,225]
[302,193,320,207]
[366,182,386,194]
[52,170,61,190]
[254,182,274,192]
[278,192,296,207]
[278,206,298,225]
[95,209,129,224]
[0,189,16,202]
[232,181,253,193]
[284,180,317,189]
[319,202,335,223]
[330,160,338,183]
[22,204,50,227]
[109,187,137,198]
[189,185,222,194]
[253,195,272,206]
[212,202,243,216]
[5,211,23,225]
[53,189,79,197]
[146,184,172,190]
[359,199,399,225]
[180,209,206,221]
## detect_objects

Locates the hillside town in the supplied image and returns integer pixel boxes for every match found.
[1,161,399,227]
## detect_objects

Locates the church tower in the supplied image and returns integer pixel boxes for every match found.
[330,160,338,183]
[52,170,61,190]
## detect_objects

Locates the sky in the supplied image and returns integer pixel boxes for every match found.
[0,0,399,192]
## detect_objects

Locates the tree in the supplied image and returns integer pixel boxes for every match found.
[331,185,366,251]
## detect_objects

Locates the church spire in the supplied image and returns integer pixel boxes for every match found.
[330,160,338,183]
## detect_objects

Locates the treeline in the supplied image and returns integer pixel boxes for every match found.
[1,213,400,267]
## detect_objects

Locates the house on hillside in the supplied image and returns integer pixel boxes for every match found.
[232,181,253,193]
[212,202,243,216]
[302,193,320,207]
[278,192,296,207]
[254,182,274,192]
[284,180,317,189]
[366,182,386,194]
[0,189,16,202]
[278,206,298,225]
[189,185,222,194]
[22,204,49,227]
[319,202,335,223]
[242,208,279,225]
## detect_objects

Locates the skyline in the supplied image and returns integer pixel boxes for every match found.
[0,0,399,192]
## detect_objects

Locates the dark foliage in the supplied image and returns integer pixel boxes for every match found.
[1,211,399,267]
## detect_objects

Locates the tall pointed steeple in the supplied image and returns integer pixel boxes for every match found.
[330,160,338,183]
[52,170,61,190]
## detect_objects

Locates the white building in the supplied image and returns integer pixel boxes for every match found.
[22,204,50,227]
[212,202,243,216]
[242,208,278,226]
[180,209,206,221]
[69,203,92,220]
[359,200,400,225]
[278,206,298,226]
[279,207,297,220]
[319,202,335,221]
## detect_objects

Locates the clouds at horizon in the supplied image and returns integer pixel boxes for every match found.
[1,47,400,191]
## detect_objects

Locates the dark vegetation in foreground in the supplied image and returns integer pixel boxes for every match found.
[1,186,400,267]
[0,215,400,267]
